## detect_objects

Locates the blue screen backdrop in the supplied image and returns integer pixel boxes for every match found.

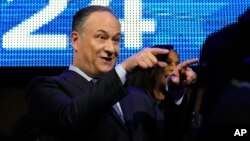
[0,0,249,66]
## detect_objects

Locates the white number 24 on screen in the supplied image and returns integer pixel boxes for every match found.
[2,0,155,49]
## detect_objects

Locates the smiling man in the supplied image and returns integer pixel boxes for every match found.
[71,9,121,77]
[25,5,198,141]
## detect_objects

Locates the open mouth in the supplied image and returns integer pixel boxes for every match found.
[101,57,112,62]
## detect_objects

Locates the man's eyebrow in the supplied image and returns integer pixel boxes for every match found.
[96,29,107,34]
[96,29,121,36]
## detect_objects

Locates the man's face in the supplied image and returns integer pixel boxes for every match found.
[72,11,121,77]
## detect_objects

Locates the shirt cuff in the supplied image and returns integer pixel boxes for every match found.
[115,64,127,84]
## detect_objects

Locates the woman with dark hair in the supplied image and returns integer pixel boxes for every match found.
[126,44,179,102]
[123,44,194,141]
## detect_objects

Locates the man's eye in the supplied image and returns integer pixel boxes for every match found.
[99,36,106,40]
[113,38,120,43]
[96,34,107,40]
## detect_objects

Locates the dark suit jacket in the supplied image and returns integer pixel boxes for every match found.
[26,69,130,141]
[26,69,185,141]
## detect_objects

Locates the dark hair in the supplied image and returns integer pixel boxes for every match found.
[126,65,165,96]
[238,8,250,30]
[72,5,116,32]
[198,7,250,119]
[126,45,174,96]
[152,44,174,50]
[199,7,250,90]
[152,44,174,62]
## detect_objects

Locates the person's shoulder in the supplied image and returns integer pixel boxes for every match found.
[127,86,154,101]
[28,69,70,84]
[26,74,65,90]
[29,75,58,83]
[127,86,147,94]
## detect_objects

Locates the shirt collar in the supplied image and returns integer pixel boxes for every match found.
[69,65,93,82]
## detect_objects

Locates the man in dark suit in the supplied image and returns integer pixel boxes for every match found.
[26,5,198,141]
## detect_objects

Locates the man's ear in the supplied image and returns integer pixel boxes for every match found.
[71,31,80,51]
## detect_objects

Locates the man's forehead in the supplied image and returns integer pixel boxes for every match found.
[84,13,121,34]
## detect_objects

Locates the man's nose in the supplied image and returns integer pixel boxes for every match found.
[104,40,115,54]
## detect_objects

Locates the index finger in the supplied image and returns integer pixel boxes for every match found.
[177,58,199,69]
[147,48,169,55]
